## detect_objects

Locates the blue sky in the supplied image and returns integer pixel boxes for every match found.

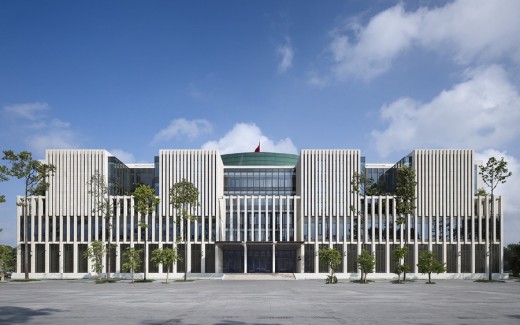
[1,0,520,246]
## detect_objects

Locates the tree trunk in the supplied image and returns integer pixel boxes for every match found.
[428,272,432,284]
[166,267,170,284]
[106,203,111,281]
[24,193,29,280]
[488,193,494,281]
[184,218,188,281]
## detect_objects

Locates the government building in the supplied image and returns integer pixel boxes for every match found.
[13,149,504,279]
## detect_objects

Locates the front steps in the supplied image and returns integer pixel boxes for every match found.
[223,273,296,280]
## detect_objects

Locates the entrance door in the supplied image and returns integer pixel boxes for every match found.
[275,249,296,273]
[247,249,272,273]
[223,249,244,273]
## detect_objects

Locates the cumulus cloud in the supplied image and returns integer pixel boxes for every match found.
[3,102,80,157]
[3,102,49,120]
[201,123,298,154]
[371,65,520,158]
[109,149,136,164]
[152,118,212,144]
[329,0,520,80]
[475,149,520,244]
[277,43,294,73]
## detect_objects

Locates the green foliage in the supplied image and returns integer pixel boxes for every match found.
[0,164,7,204]
[83,240,106,276]
[479,157,512,194]
[479,157,512,280]
[475,187,487,196]
[2,150,56,279]
[393,246,409,283]
[356,249,375,283]
[169,179,199,281]
[318,248,342,284]
[395,166,417,219]
[122,247,143,283]
[504,242,520,276]
[0,245,15,281]
[417,251,446,284]
[87,171,117,280]
[151,247,179,283]
[1,150,56,197]
[169,179,199,224]
[133,184,160,229]
[133,184,159,281]
[351,172,373,196]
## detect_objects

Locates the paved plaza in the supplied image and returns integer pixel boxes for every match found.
[1,278,519,325]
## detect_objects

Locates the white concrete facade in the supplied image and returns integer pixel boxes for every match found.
[13,148,504,279]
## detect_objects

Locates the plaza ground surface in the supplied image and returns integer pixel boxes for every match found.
[1,278,519,325]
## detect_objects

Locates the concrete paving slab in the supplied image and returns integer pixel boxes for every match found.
[0,279,519,325]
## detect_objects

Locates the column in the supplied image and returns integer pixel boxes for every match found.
[243,242,247,274]
[272,243,276,273]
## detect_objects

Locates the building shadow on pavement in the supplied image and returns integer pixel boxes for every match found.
[0,306,62,325]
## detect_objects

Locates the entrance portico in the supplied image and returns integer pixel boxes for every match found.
[218,242,302,273]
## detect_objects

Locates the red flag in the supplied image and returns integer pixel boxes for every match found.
[254,142,260,152]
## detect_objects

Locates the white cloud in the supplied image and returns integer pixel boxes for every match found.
[371,65,520,157]
[201,123,298,154]
[2,102,81,157]
[27,129,79,157]
[109,149,136,164]
[328,0,520,80]
[277,43,294,73]
[4,102,49,120]
[475,149,520,244]
[152,118,212,144]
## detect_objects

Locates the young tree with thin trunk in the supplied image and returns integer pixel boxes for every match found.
[479,157,512,280]
[2,150,55,280]
[395,166,416,282]
[88,171,116,280]
[169,179,199,281]
[122,247,142,283]
[356,249,375,283]
[83,240,106,279]
[394,246,409,284]
[0,245,15,282]
[151,247,178,284]
[133,184,160,281]
[318,247,341,284]
[417,251,446,284]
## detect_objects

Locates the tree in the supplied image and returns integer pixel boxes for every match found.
[133,184,160,281]
[151,247,179,284]
[395,166,416,224]
[87,171,116,280]
[475,187,487,196]
[417,251,446,284]
[2,150,56,279]
[479,157,512,280]
[0,245,15,282]
[83,240,106,278]
[169,179,199,281]
[504,242,520,277]
[394,246,409,284]
[394,166,416,281]
[0,164,8,204]
[356,249,375,283]
[122,247,143,283]
[318,248,341,284]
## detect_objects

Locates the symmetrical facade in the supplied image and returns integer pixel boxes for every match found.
[14,148,504,279]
